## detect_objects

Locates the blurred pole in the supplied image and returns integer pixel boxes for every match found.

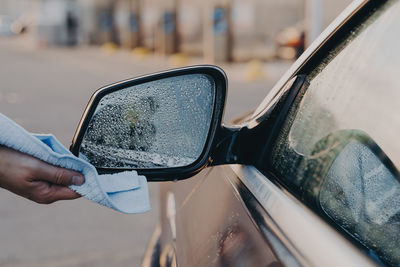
[110,0,118,44]
[130,0,143,48]
[203,0,232,63]
[116,0,143,48]
[157,0,179,54]
[96,0,116,44]
[173,0,181,53]
[305,0,323,47]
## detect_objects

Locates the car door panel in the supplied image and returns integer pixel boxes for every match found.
[158,164,375,267]
[160,166,282,267]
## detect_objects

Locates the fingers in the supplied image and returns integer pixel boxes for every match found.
[0,147,84,204]
[46,185,81,203]
[34,160,85,186]
[29,181,81,204]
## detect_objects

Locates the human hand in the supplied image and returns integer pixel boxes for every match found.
[0,146,84,204]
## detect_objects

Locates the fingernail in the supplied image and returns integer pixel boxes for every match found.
[72,175,84,186]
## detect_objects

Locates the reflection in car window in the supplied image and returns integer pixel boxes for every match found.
[269,1,400,265]
[320,140,400,265]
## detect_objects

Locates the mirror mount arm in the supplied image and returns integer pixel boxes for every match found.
[209,125,242,166]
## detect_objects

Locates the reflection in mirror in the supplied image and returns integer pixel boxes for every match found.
[79,74,215,169]
[320,141,400,265]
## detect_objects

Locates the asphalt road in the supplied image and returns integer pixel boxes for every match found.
[0,35,290,267]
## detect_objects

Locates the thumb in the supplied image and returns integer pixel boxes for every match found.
[34,160,85,186]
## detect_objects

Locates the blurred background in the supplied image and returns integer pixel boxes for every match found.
[0,0,352,61]
[0,0,350,266]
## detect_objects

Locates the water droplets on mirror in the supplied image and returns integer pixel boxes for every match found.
[80,74,215,169]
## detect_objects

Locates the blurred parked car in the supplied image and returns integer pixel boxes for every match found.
[0,15,29,36]
[71,0,399,266]
[275,24,305,60]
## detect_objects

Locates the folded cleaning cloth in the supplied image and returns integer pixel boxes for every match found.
[0,113,150,214]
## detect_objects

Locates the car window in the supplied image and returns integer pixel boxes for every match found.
[268,1,400,265]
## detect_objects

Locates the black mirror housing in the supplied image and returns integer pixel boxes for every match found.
[70,65,227,181]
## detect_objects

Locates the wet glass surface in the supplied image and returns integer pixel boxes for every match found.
[269,1,400,265]
[79,73,215,169]
[320,141,400,265]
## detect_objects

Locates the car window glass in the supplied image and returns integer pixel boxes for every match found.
[290,1,400,163]
[320,140,400,265]
[269,1,400,265]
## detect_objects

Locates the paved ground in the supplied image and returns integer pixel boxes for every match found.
[0,35,291,267]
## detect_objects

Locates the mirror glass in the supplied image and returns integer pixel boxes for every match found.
[320,141,400,264]
[79,74,215,169]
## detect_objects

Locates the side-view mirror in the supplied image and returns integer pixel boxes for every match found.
[70,65,227,181]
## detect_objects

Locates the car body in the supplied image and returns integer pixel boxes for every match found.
[71,0,399,266]
[139,0,400,266]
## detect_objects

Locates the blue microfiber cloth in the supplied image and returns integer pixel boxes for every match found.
[0,113,150,214]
